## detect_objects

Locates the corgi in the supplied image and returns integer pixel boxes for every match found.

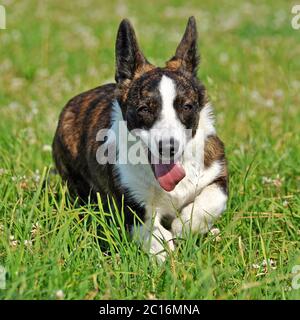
[52,17,228,260]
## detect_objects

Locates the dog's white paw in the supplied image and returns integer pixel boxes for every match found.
[131,223,175,262]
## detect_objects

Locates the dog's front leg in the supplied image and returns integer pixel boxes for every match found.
[132,211,175,262]
[171,183,227,236]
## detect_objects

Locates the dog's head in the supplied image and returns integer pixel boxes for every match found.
[115,17,206,191]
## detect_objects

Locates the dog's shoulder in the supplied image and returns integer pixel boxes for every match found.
[54,83,116,159]
[204,134,228,195]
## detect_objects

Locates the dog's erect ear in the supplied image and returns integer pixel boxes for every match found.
[115,19,153,83]
[166,16,199,76]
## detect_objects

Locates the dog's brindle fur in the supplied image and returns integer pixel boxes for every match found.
[53,17,228,260]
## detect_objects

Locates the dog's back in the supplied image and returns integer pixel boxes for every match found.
[53,85,114,199]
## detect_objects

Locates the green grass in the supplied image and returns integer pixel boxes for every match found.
[0,0,300,299]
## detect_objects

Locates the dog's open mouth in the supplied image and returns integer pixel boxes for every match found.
[147,150,186,192]
[153,161,186,192]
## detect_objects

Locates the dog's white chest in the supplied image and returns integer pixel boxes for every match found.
[116,154,210,215]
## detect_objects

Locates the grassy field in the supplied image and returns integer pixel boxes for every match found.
[0,0,300,299]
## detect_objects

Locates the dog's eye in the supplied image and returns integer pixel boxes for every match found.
[137,105,150,114]
[182,104,194,112]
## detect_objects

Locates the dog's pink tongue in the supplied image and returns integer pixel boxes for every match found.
[154,162,186,192]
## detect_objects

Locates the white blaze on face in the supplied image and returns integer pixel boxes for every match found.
[159,75,177,122]
[149,75,187,159]
[134,75,188,191]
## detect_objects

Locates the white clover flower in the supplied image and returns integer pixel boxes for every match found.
[264,99,274,108]
[0,168,8,176]
[24,240,33,247]
[55,290,65,300]
[42,144,52,152]
[210,227,220,236]
[283,200,289,207]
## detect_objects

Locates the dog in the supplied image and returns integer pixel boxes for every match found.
[52,17,228,260]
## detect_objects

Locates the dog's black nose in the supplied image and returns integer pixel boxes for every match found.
[158,137,179,159]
